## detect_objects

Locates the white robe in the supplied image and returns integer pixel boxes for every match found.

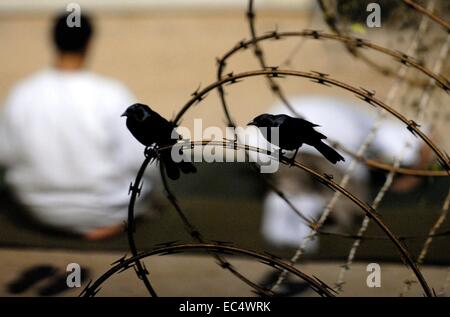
[0,69,155,234]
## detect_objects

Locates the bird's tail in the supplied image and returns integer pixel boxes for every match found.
[161,152,197,180]
[314,141,345,164]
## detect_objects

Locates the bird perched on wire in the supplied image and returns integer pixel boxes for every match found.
[247,113,345,164]
[122,103,196,180]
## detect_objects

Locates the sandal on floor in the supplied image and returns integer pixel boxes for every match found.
[7,265,57,294]
[38,268,90,296]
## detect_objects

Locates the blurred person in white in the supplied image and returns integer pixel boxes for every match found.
[0,12,155,240]
[244,95,428,253]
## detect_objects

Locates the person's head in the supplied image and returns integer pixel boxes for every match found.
[52,12,94,68]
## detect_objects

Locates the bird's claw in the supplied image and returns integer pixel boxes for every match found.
[144,145,159,159]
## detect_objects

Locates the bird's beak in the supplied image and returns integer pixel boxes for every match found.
[121,111,127,117]
[247,120,255,126]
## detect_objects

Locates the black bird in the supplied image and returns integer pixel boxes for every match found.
[122,103,196,180]
[247,113,345,164]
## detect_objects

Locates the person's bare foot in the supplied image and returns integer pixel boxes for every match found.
[83,223,124,241]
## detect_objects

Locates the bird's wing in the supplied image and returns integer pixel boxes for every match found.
[291,117,320,128]
[271,114,290,127]
[282,117,327,140]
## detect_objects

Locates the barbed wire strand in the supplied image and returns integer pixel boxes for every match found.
[216,31,449,94]
[316,0,356,55]
[216,35,449,174]
[269,1,444,292]
[315,0,439,88]
[319,227,450,241]
[81,242,336,297]
[400,189,450,296]
[335,147,406,291]
[402,0,450,32]
[399,32,450,296]
[158,140,450,243]
[82,139,440,296]
[280,12,314,68]
[214,18,448,295]
[175,70,449,170]
[178,69,450,291]
[118,3,448,292]
[215,33,318,229]
[336,0,445,292]
[169,69,448,295]
[246,0,302,118]
[158,157,275,296]
[125,152,158,296]
[82,2,449,296]
[215,34,429,248]
[338,36,449,292]
[158,140,433,295]
[332,139,448,177]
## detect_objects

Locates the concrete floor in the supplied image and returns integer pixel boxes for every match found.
[0,248,448,297]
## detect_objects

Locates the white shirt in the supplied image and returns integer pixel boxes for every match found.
[0,69,153,234]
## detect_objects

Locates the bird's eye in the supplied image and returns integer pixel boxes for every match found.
[136,109,145,120]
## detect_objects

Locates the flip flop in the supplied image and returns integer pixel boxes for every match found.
[38,268,90,296]
[7,265,57,294]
